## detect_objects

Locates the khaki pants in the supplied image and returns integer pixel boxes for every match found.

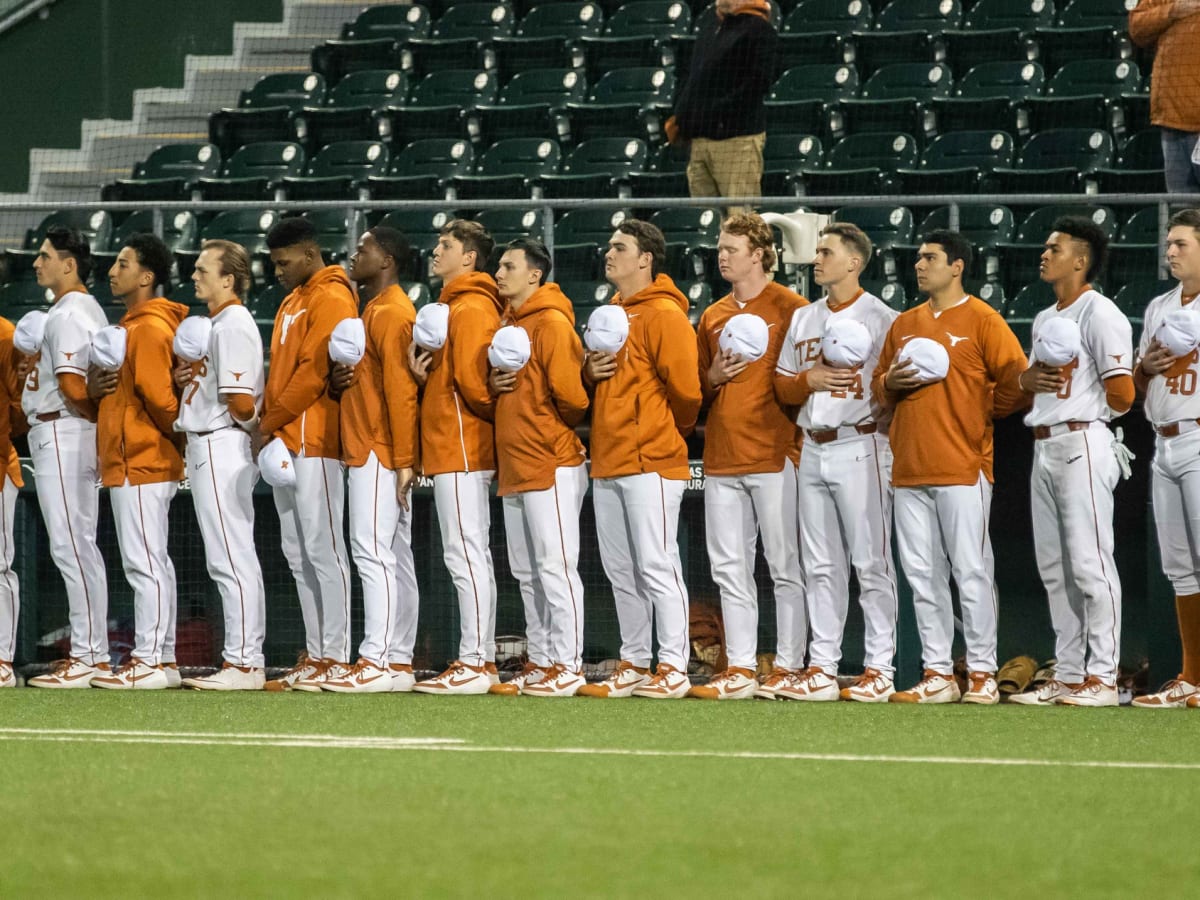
[687,132,765,213]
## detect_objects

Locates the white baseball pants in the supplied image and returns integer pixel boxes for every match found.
[503,464,587,672]
[1152,426,1200,593]
[594,472,690,671]
[704,462,806,671]
[1031,427,1122,683]
[187,429,266,668]
[111,481,178,666]
[29,418,108,665]
[894,475,998,675]
[433,470,497,666]
[800,433,899,677]
[0,480,19,662]
[348,453,419,667]
[274,455,352,662]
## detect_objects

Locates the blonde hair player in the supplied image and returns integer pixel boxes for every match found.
[774,222,900,702]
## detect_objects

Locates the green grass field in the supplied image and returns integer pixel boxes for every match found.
[2,691,1198,898]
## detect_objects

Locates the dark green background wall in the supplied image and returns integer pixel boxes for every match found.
[0,0,283,192]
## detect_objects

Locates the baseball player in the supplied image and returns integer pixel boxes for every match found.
[88,234,187,690]
[24,227,112,689]
[577,219,703,700]
[323,226,421,693]
[0,315,26,688]
[410,220,503,695]
[488,238,590,697]
[689,212,807,701]
[1008,217,1133,708]
[871,230,1028,705]
[173,240,268,692]
[774,222,900,702]
[1131,208,1200,709]
[259,217,357,692]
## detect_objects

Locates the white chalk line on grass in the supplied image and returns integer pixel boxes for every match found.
[0,728,1197,770]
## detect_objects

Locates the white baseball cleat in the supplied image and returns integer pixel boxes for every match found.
[1006,678,1080,706]
[91,658,169,690]
[521,664,585,697]
[182,663,266,691]
[839,668,895,703]
[485,662,500,685]
[631,663,690,699]
[388,663,416,693]
[754,668,799,700]
[321,659,393,693]
[961,671,1000,705]
[0,660,15,688]
[294,660,345,693]
[412,661,492,695]
[775,666,840,701]
[27,658,111,689]
[488,662,548,696]
[264,652,322,693]
[1057,676,1119,707]
[687,666,758,700]
[576,661,651,698]
[889,670,961,704]
[1130,677,1199,709]
[163,663,182,689]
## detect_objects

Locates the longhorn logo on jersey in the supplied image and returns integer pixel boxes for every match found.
[280,309,306,345]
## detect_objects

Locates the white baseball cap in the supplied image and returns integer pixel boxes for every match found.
[257,437,296,489]
[898,337,950,383]
[329,317,366,366]
[1156,308,1200,357]
[173,316,213,363]
[91,325,128,370]
[413,302,450,350]
[718,313,770,363]
[488,325,531,373]
[821,318,872,368]
[1033,316,1081,367]
[12,309,48,356]
[584,305,628,354]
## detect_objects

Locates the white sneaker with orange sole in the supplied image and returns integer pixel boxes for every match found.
[754,668,799,700]
[961,672,1000,705]
[631,663,690,699]
[1131,677,1199,709]
[1006,678,1080,705]
[521,664,585,697]
[0,660,15,688]
[322,659,393,693]
[28,658,111,689]
[264,653,322,693]
[576,661,651,699]
[1057,676,1119,707]
[687,666,759,700]
[776,667,840,702]
[889,670,961,704]
[412,661,492,695]
[489,662,549,696]
[388,663,416,693]
[839,668,895,703]
[182,663,265,691]
[91,659,169,690]
[293,658,341,693]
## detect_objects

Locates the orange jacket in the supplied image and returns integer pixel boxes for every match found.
[590,274,702,480]
[97,298,188,487]
[494,283,589,495]
[340,284,420,471]
[1129,0,1200,132]
[870,297,1027,487]
[262,265,358,458]
[420,271,503,476]
[0,318,25,489]
[698,281,807,475]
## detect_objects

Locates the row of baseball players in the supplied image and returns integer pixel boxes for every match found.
[3,207,1200,708]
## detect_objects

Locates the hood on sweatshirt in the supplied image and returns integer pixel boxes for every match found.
[511,282,576,327]
[439,270,504,313]
[295,264,355,302]
[120,296,189,330]
[614,273,690,315]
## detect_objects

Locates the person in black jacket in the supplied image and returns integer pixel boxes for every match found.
[670,0,778,211]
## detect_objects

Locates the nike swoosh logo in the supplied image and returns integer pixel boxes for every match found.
[447,675,480,688]
[60,669,94,682]
[195,460,208,469]
[354,673,385,685]
[1067,455,1082,464]
[37,441,51,450]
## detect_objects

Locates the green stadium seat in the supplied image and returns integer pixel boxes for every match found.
[6,209,114,282]
[1106,244,1162,297]
[101,143,222,202]
[761,132,823,196]
[476,208,546,243]
[874,0,962,31]
[777,32,850,70]
[875,280,908,310]
[365,138,473,200]
[895,129,1014,192]
[326,70,408,110]
[377,210,458,264]
[764,99,829,140]
[95,210,199,278]
[1120,90,1150,135]
[1057,0,1130,29]
[832,204,914,248]
[292,106,375,152]
[195,141,305,201]
[649,207,721,245]
[1006,281,1054,320]
[1014,204,1118,243]
[341,4,432,41]
[448,137,561,200]
[498,69,587,108]
[588,67,674,108]
[400,38,484,79]
[918,204,1015,247]
[783,0,873,35]
[577,36,666,80]
[467,103,562,148]
[535,137,647,198]
[516,3,604,39]
[303,209,364,262]
[402,281,435,308]
[927,60,1040,135]
[831,62,951,140]
[984,128,1115,193]
[208,106,293,159]
[238,73,326,111]
[180,209,281,285]
[1119,206,1161,245]
[771,64,860,103]
[976,281,1007,312]
[849,30,935,77]
[280,140,389,200]
[1032,27,1130,77]
[311,39,399,85]
[556,207,632,244]
[605,0,691,37]
[431,3,516,41]
[938,29,1033,80]
[991,245,1047,303]
[553,244,605,281]
[376,104,467,145]
[1113,279,1173,320]
[491,36,573,78]
[963,0,1055,30]
[1024,58,1140,134]
[624,142,690,197]
[411,69,500,108]
[564,102,661,145]
[801,132,919,195]
[559,279,615,310]
[0,281,53,306]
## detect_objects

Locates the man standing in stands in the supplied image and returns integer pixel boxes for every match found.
[1130,0,1200,192]
[670,0,778,211]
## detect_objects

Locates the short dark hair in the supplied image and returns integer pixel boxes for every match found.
[821,221,873,267]
[266,216,319,250]
[440,219,494,273]
[615,218,667,278]
[44,225,93,282]
[1051,215,1109,282]
[505,237,552,285]
[123,232,173,290]
[1170,208,1200,234]
[368,225,410,267]
[921,229,973,274]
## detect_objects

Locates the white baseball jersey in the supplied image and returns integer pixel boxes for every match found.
[175,303,264,434]
[1139,284,1200,428]
[22,291,107,424]
[776,290,897,431]
[1025,289,1133,428]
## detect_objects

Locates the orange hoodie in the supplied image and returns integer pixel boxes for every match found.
[0,318,25,490]
[590,274,702,481]
[494,283,589,496]
[420,271,503,476]
[97,298,188,487]
[262,265,358,457]
[340,284,420,471]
